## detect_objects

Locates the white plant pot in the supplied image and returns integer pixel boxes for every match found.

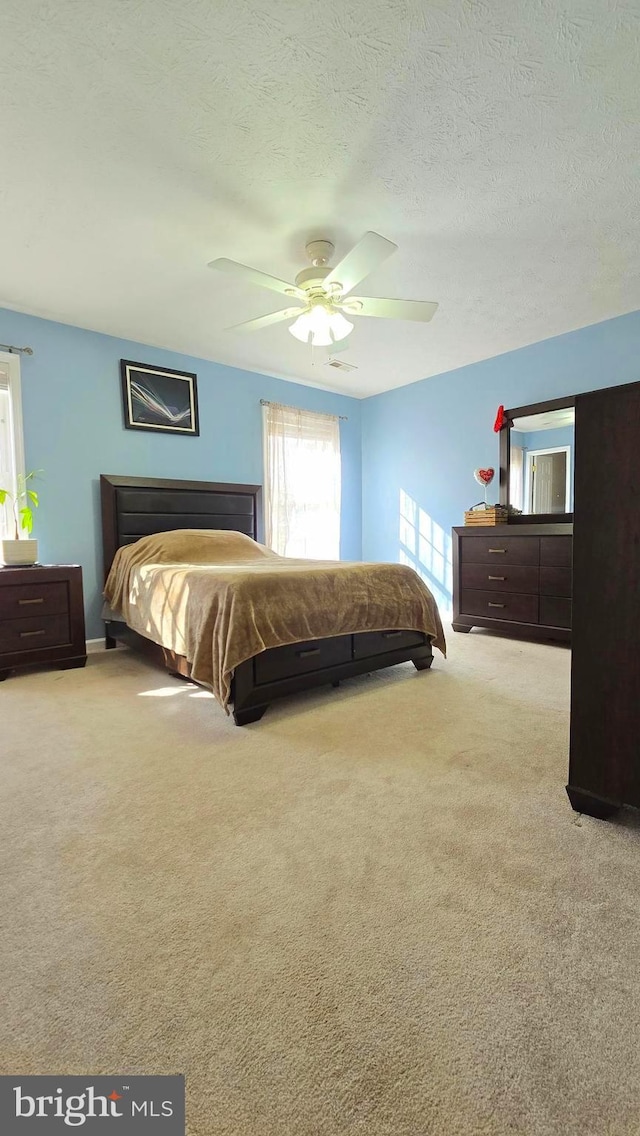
[1,538,39,566]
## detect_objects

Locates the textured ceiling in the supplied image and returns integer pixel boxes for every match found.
[1,0,639,397]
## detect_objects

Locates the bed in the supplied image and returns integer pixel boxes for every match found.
[100,474,445,725]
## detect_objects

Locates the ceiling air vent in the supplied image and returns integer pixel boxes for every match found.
[325,358,358,373]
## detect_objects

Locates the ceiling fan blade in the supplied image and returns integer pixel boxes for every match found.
[226,306,307,333]
[323,232,397,296]
[209,257,305,300]
[342,296,439,322]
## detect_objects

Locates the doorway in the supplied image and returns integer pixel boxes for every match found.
[525,446,570,514]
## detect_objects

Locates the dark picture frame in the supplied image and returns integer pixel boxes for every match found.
[120,359,199,436]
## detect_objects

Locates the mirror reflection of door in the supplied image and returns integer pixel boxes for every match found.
[527,447,569,514]
[510,406,574,515]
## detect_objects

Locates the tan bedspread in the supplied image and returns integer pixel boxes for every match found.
[104,529,446,710]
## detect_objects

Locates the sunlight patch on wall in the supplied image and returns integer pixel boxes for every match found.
[399,489,452,615]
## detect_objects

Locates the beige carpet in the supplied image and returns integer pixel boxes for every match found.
[2,632,640,1135]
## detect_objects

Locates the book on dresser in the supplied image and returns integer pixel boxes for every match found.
[452,524,572,641]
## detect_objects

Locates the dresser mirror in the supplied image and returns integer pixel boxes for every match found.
[499,396,575,523]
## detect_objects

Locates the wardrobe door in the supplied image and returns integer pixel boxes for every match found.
[567,380,640,818]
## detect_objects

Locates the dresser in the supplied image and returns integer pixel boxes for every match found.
[567,379,640,820]
[0,564,87,680]
[452,524,572,641]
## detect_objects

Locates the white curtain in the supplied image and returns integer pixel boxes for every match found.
[263,401,341,559]
[0,365,17,539]
[510,444,524,512]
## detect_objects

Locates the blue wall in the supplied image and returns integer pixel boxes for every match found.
[3,302,639,636]
[0,307,361,638]
[362,309,640,613]
[516,425,574,451]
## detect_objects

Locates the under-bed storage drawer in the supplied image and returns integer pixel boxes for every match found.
[352,629,426,658]
[254,635,352,684]
[459,590,538,624]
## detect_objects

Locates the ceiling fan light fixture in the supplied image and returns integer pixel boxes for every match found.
[326,311,353,342]
[289,305,354,347]
[288,311,316,344]
[311,327,334,347]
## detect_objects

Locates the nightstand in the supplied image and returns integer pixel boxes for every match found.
[0,564,87,680]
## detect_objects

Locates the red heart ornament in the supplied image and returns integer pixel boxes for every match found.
[474,467,495,486]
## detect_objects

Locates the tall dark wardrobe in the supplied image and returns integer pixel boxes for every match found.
[566,378,640,819]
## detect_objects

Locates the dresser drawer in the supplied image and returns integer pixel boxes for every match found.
[254,635,352,684]
[540,596,572,629]
[0,581,69,620]
[460,536,539,566]
[540,536,572,568]
[461,563,539,594]
[540,567,572,597]
[0,612,71,654]
[459,589,538,624]
[352,629,426,659]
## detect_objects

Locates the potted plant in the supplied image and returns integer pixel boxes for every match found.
[0,471,41,566]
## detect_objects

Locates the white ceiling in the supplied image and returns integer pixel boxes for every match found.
[1,1,638,398]
[513,408,575,431]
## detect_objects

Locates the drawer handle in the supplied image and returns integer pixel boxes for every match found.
[488,548,506,554]
[18,597,44,605]
[19,629,47,638]
[488,602,505,609]
[488,575,505,581]
[296,647,321,658]
[382,630,403,638]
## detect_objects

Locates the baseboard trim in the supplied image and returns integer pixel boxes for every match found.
[86,638,106,653]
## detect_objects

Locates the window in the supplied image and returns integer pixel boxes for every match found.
[262,401,341,559]
[0,354,25,540]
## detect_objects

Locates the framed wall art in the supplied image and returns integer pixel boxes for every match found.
[120,359,199,436]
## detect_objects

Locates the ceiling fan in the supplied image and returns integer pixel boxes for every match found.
[208,231,438,347]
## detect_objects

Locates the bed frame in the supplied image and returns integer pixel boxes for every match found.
[100,474,434,724]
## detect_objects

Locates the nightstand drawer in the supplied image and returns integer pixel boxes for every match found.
[0,612,71,654]
[0,581,69,620]
[459,589,538,624]
[461,563,539,593]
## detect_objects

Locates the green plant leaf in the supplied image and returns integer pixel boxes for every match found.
[27,490,39,506]
[0,489,8,504]
[19,506,33,534]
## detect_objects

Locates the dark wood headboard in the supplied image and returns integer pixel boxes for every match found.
[100,474,262,581]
